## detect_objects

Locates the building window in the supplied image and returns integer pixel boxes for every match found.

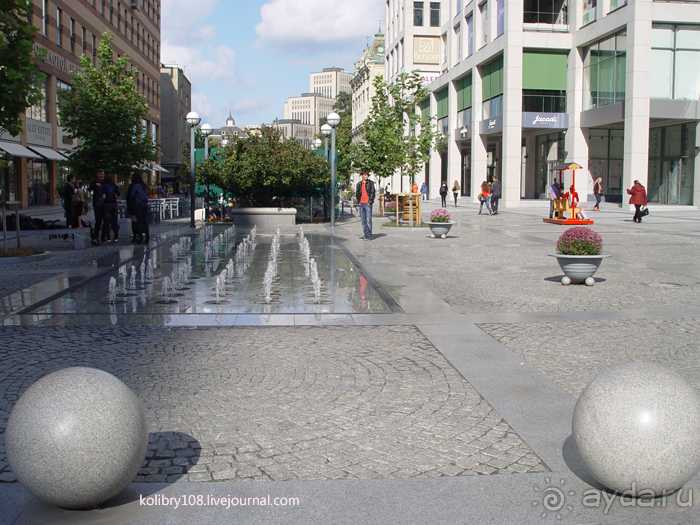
[42,0,47,36]
[466,14,473,57]
[651,24,700,100]
[56,80,72,125]
[92,35,97,63]
[82,27,86,55]
[523,0,568,25]
[522,51,567,111]
[480,2,488,48]
[456,0,461,15]
[26,79,48,122]
[414,2,424,26]
[56,8,62,46]
[583,30,626,110]
[481,56,503,119]
[430,2,440,27]
[454,24,461,66]
[70,18,75,54]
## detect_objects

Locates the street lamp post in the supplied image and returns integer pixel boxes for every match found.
[326,113,340,228]
[201,123,213,159]
[321,124,332,223]
[186,111,201,228]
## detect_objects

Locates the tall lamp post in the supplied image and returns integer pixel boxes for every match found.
[186,111,201,227]
[201,123,212,158]
[326,113,340,228]
[320,124,332,223]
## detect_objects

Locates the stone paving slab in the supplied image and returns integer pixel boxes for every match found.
[0,325,547,485]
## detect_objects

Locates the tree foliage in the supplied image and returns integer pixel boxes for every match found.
[353,72,439,182]
[0,0,45,136]
[217,127,328,207]
[319,91,353,183]
[58,34,159,179]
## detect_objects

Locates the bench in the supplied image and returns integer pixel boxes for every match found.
[43,228,92,250]
[552,198,580,220]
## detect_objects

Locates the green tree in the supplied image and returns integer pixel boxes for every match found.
[319,91,353,182]
[58,34,158,179]
[0,0,45,136]
[353,72,439,184]
[219,126,327,207]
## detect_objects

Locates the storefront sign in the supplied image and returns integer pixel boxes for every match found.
[455,126,471,141]
[413,36,440,65]
[58,126,77,150]
[418,72,441,85]
[480,115,503,134]
[522,112,568,129]
[26,118,52,147]
[32,44,83,75]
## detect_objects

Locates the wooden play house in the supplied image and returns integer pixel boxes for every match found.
[543,162,594,225]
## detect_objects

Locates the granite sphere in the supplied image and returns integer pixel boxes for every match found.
[6,367,148,509]
[572,362,700,496]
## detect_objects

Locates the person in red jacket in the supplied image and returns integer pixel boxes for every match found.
[627,180,648,223]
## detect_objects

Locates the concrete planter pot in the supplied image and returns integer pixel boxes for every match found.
[549,253,612,285]
[0,251,51,265]
[427,222,455,238]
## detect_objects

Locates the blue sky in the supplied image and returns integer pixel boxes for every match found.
[161,0,385,129]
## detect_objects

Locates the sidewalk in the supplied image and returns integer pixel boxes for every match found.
[2,203,700,524]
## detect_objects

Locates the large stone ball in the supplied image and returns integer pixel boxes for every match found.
[6,367,148,509]
[572,362,700,496]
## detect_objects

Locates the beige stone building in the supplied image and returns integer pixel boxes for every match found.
[283,93,335,137]
[350,30,385,143]
[309,67,352,99]
[0,0,162,208]
[159,63,190,184]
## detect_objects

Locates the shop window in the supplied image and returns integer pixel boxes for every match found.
[651,24,700,101]
[26,80,48,122]
[583,30,626,110]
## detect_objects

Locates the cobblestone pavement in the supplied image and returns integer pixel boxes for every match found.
[478,317,700,397]
[0,325,546,483]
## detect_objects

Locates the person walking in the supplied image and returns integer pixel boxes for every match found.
[129,171,149,243]
[356,169,375,240]
[490,176,501,215]
[101,174,121,243]
[63,174,76,229]
[88,169,105,245]
[72,181,86,228]
[478,181,492,215]
[420,182,428,202]
[548,179,562,218]
[593,177,603,211]
[126,171,139,242]
[439,181,448,207]
[452,180,460,206]
[627,180,648,223]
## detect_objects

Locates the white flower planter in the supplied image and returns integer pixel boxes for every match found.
[549,253,612,285]
[427,222,455,238]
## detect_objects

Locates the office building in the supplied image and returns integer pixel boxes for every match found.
[385,0,700,206]
[160,63,190,185]
[0,0,161,208]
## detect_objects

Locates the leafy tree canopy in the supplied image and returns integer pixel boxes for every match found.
[0,0,45,136]
[217,126,328,207]
[58,34,159,180]
[353,72,439,183]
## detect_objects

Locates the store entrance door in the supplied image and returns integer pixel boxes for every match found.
[660,159,682,204]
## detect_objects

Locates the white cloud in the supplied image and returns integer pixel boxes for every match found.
[161,0,235,85]
[192,92,212,122]
[255,0,384,51]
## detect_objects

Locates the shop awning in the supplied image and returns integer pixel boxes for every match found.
[152,163,169,173]
[0,142,41,159]
[133,162,170,173]
[27,146,69,161]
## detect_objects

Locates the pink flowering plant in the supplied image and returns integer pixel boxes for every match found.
[556,227,603,255]
[429,208,452,223]
[384,200,400,211]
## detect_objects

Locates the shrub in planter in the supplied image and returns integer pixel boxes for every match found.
[556,227,603,255]
[429,208,452,223]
